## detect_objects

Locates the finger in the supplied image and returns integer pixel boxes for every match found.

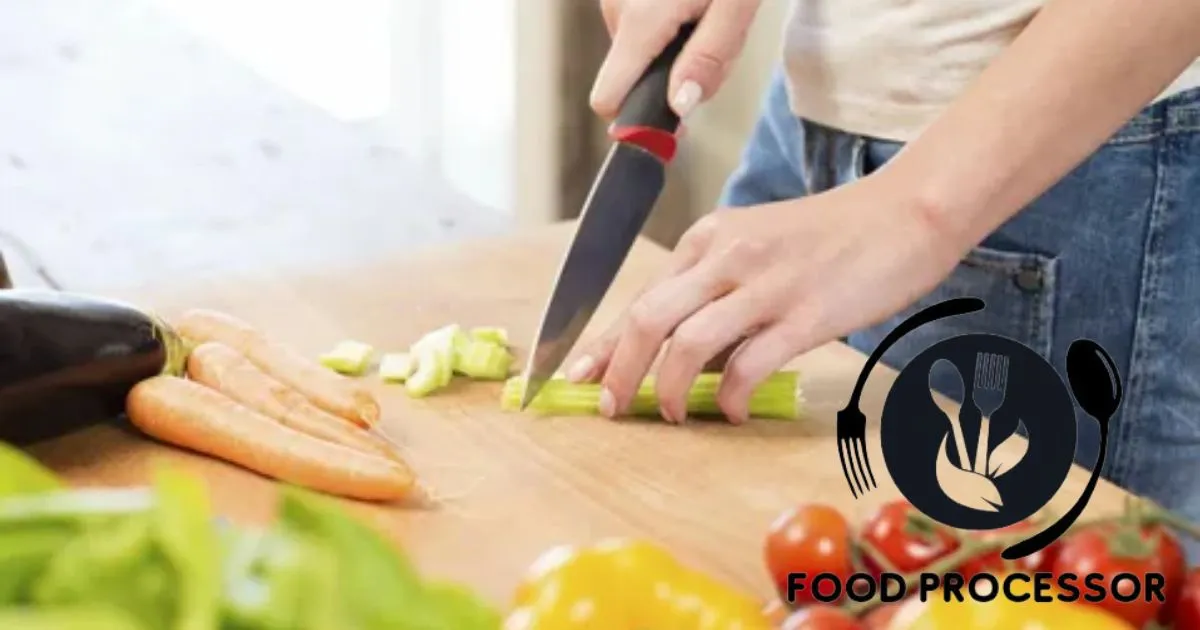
[565,220,714,383]
[668,0,760,117]
[718,319,809,423]
[602,252,744,419]
[564,329,617,383]
[656,288,772,424]
[589,4,683,119]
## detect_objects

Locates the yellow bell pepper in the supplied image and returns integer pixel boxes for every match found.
[504,538,772,630]
[885,577,1136,630]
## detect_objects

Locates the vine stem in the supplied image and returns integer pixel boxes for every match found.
[835,499,1200,618]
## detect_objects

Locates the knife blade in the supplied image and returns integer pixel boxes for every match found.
[519,22,697,410]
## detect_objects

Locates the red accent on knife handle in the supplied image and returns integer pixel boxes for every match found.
[610,21,695,162]
[609,125,679,163]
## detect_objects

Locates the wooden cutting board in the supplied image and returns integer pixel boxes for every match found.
[24,221,1131,605]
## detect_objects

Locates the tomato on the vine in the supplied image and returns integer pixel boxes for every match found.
[1052,523,1185,628]
[781,605,865,630]
[1169,568,1200,629]
[860,500,958,574]
[764,504,854,604]
[1144,525,1186,624]
[957,520,1047,578]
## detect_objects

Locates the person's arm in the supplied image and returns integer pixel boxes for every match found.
[884,0,1200,246]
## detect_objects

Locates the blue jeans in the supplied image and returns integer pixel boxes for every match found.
[723,69,1200,557]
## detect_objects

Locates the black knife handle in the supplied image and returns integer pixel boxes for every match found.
[610,21,696,163]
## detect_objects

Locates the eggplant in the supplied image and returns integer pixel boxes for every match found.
[0,289,188,444]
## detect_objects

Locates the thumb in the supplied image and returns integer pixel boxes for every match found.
[668,0,760,117]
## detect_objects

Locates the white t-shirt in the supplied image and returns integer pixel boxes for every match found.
[781,0,1200,142]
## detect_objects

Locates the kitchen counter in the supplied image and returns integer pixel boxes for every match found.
[25,222,1132,604]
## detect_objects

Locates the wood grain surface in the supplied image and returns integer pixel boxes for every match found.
[24,222,1132,605]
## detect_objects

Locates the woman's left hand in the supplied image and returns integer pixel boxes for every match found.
[564,171,969,424]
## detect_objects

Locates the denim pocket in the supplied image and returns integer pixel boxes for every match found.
[847,244,1059,373]
[948,245,1059,356]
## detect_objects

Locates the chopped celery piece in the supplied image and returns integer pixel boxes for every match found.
[379,353,417,383]
[501,371,803,420]
[468,327,509,347]
[412,325,470,358]
[455,340,513,381]
[401,323,515,394]
[406,345,453,397]
[318,341,374,376]
[411,325,467,381]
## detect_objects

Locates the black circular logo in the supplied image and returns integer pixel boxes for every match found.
[880,333,1077,531]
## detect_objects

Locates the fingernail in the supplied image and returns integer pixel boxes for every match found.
[660,405,677,424]
[566,356,595,383]
[599,387,616,418]
[671,80,702,119]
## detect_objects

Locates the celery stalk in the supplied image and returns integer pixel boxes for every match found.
[500,372,802,420]
[318,341,375,376]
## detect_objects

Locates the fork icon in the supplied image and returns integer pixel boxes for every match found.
[836,405,876,498]
[972,352,1010,474]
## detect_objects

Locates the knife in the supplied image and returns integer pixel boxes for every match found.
[518,22,697,410]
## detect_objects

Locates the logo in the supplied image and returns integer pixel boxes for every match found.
[835,297,1124,560]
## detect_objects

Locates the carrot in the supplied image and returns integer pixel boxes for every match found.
[126,375,414,502]
[186,341,403,462]
[174,309,379,428]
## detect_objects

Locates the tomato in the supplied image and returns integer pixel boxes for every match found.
[957,520,1047,578]
[860,501,958,574]
[1051,523,1183,628]
[764,504,854,603]
[1037,538,1063,574]
[781,605,865,629]
[1169,568,1200,629]
[1146,525,1186,624]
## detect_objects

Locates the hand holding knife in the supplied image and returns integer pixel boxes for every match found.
[519,22,698,409]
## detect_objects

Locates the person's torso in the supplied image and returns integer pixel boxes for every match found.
[781,0,1200,141]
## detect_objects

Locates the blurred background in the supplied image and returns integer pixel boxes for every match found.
[0,0,785,293]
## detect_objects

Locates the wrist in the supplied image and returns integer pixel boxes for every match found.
[873,145,1008,252]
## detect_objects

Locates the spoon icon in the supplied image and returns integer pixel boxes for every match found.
[1001,339,1123,560]
[930,359,972,470]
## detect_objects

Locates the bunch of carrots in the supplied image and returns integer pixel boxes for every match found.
[124,309,417,503]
